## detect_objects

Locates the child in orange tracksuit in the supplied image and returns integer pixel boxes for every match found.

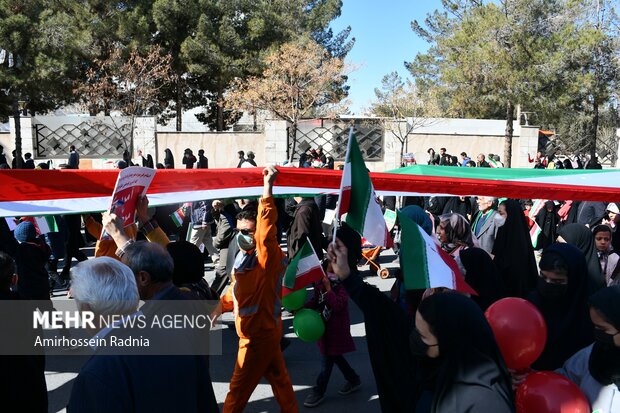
[303,262,360,408]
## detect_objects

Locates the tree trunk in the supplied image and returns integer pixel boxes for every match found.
[504,101,514,168]
[288,122,298,164]
[13,99,23,169]
[590,100,599,160]
[217,91,224,132]
[176,76,182,132]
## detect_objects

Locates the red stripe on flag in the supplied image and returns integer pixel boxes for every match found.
[436,246,478,295]
[338,187,351,218]
[0,168,619,203]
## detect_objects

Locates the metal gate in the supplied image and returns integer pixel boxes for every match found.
[33,117,130,158]
[291,119,384,162]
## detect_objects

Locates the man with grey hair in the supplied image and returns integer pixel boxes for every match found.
[471,196,500,254]
[70,257,139,321]
[68,249,219,412]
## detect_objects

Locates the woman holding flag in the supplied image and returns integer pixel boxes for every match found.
[327,237,515,412]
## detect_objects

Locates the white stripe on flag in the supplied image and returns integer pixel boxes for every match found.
[418,226,457,289]
[295,253,321,278]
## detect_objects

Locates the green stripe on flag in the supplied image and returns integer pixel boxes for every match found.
[388,164,610,180]
[283,241,313,289]
[344,135,373,233]
[397,210,431,290]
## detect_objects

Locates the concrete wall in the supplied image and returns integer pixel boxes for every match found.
[1,116,539,170]
[155,119,287,168]
[156,131,265,169]
[390,133,506,169]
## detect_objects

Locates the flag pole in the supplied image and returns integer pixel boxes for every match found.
[332,127,354,245]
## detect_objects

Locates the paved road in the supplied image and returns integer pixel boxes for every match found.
[45,248,400,413]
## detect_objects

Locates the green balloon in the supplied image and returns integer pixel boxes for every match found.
[282,288,307,311]
[293,309,325,342]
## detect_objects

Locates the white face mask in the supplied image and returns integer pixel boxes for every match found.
[494,214,506,228]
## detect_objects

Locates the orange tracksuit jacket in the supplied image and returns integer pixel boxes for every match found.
[221,196,298,413]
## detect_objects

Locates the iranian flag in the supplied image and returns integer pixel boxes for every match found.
[530,221,542,248]
[529,199,547,220]
[25,216,58,235]
[336,130,393,248]
[282,240,325,296]
[397,210,477,294]
[170,207,186,228]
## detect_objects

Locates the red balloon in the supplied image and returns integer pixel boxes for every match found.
[516,372,590,413]
[485,297,547,370]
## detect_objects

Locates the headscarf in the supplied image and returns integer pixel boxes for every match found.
[442,196,473,219]
[492,199,538,297]
[416,292,514,412]
[460,248,507,310]
[400,205,432,236]
[527,243,593,370]
[164,149,175,169]
[535,201,560,250]
[558,223,605,291]
[589,285,620,387]
[439,213,473,253]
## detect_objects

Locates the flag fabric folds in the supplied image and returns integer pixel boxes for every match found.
[170,207,186,228]
[397,210,477,295]
[282,240,325,296]
[336,130,393,248]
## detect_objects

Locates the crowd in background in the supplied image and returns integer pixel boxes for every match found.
[1,145,620,412]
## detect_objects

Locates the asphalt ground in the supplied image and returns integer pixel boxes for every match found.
[45,245,401,413]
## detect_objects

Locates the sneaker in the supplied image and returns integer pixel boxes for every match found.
[338,381,361,396]
[303,391,325,408]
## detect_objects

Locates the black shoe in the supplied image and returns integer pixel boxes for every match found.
[304,391,325,408]
[338,380,361,395]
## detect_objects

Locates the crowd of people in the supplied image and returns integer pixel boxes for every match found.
[426,147,605,169]
[1,146,620,412]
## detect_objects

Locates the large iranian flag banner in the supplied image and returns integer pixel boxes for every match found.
[1,165,619,218]
[336,131,393,248]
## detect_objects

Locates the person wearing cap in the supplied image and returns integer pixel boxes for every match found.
[13,221,52,301]
[245,151,257,167]
[605,203,619,229]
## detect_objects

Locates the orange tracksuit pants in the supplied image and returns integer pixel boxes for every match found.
[223,335,298,413]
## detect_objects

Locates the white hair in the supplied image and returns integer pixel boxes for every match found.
[71,257,139,316]
[479,196,497,203]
